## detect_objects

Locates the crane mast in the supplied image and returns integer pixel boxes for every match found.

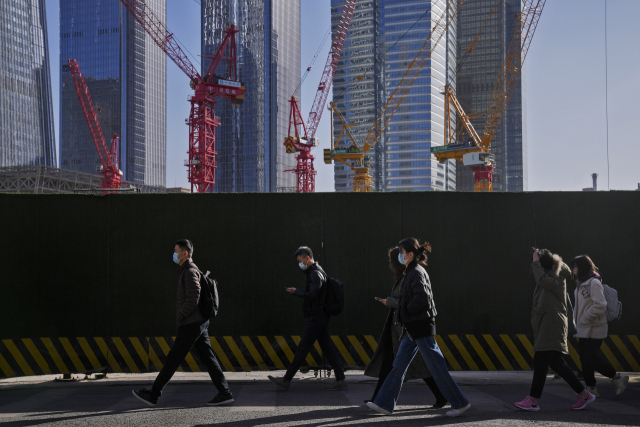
[68,59,122,192]
[120,0,245,193]
[325,0,467,192]
[432,0,546,192]
[284,0,357,193]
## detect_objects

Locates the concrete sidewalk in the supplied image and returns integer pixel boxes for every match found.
[1,370,637,391]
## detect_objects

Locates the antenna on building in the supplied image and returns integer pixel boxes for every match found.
[592,173,598,192]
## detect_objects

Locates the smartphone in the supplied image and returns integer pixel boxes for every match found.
[374,297,383,301]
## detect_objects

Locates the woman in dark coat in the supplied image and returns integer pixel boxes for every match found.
[364,247,447,407]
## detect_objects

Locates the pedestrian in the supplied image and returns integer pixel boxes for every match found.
[570,255,629,397]
[514,249,595,412]
[132,240,233,407]
[365,246,447,408]
[268,246,347,391]
[366,238,471,418]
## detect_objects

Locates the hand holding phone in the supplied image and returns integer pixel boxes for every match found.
[374,297,383,301]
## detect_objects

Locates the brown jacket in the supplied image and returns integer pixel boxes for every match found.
[176,259,205,327]
[530,254,571,354]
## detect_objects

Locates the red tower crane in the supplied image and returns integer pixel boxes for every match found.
[283,0,357,193]
[119,0,245,193]
[68,59,122,192]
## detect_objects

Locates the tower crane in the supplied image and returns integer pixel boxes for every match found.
[119,0,245,193]
[68,59,122,192]
[323,0,468,192]
[283,0,357,193]
[431,0,546,192]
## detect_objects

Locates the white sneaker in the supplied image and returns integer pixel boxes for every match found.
[446,403,471,417]
[613,375,629,396]
[586,386,600,398]
[366,401,392,415]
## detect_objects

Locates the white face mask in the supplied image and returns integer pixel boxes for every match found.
[299,262,307,270]
[398,253,408,265]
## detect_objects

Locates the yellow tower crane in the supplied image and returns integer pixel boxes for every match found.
[432,0,547,192]
[324,0,469,192]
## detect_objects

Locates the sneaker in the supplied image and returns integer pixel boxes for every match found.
[571,392,596,410]
[268,375,290,390]
[586,386,600,398]
[446,403,471,417]
[132,389,157,407]
[432,399,448,409]
[612,375,629,396]
[324,380,347,391]
[366,401,392,415]
[514,396,540,411]
[207,392,234,406]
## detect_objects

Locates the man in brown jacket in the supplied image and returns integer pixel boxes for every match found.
[133,239,233,407]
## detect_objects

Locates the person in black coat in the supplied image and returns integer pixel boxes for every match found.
[364,246,446,407]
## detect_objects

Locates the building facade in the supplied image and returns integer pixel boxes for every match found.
[331,0,457,192]
[0,0,56,168]
[202,0,300,193]
[456,0,527,192]
[59,0,167,187]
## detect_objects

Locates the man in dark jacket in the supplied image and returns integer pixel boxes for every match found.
[133,240,233,407]
[268,246,347,390]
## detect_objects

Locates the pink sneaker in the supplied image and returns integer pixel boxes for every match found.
[572,392,596,410]
[514,396,540,411]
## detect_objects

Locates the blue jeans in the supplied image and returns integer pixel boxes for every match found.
[374,334,469,412]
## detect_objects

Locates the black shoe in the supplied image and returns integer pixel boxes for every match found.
[132,389,157,407]
[207,392,234,406]
[268,375,290,390]
[432,399,448,409]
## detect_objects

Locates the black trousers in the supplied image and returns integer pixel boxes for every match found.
[284,313,345,381]
[151,319,229,398]
[579,338,617,387]
[530,350,585,399]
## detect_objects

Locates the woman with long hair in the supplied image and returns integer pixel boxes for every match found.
[366,238,471,418]
[571,255,629,397]
[364,247,447,407]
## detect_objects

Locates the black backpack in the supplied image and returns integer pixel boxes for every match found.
[323,276,344,316]
[197,269,219,318]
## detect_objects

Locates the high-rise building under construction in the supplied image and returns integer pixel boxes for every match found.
[331,0,457,192]
[59,0,167,187]
[202,0,300,193]
[456,0,527,192]
[0,0,56,167]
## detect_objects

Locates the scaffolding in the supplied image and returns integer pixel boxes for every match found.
[0,166,166,194]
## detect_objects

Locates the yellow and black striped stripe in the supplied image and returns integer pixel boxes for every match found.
[1,335,639,378]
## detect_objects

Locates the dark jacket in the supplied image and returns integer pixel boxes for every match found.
[530,254,570,354]
[176,259,206,327]
[293,262,327,317]
[398,262,437,331]
[364,276,432,380]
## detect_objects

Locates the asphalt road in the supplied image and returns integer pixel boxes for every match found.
[0,372,638,426]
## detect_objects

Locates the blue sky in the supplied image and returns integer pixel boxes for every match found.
[46,0,640,191]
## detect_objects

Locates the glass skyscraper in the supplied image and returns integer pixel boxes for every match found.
[202,0,299,193]
[59,0,167,187]
[331,0,457,192]
[1,0,56,167]
[456,0,527,192]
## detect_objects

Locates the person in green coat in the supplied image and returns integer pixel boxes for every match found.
[514,249,596,412]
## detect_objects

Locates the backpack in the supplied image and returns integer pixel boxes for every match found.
[197,269,219,318]
[588,281,622,322]
[323,276,345,316]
